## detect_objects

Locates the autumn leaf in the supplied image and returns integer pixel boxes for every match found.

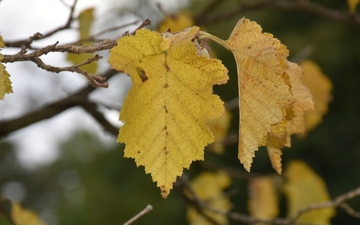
[0,35,13,100]
[66,8,97,74]
[282,160,335,224]
[0,63,12,100]
[226,19,294,172]
[347,0,360,13]
[108,27,228,198]
[201,18,291,170]
[207,110,231,154]
[187,171,231,225]
[267,61,314,174]
[0,35,4,48]
[199,18,313,172]
[248,176,279,221]
[299,60,332,136]
[157,12,194,33]
[11,202,46,225]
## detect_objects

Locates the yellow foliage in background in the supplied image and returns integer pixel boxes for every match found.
[299,60,332,136]
[248,176,279,222]
[11,202,46,225]
[348,0,360,12]
[0,36,13,100]
[157,12,194,33]
[66,8,98,74]
[283,161,335,224]
[187,172,231,225]
[207,110,231,154]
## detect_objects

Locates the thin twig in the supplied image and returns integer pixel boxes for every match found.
[195,161,260,180]
[338,203,360,219]
[128,18,151,36]
[195,0,360,28]
[80,99,119,134]
[177,175,360,225]
[175,174,225,225]
[123,205,153,225]
[1,18,151,87]
[90,20,140,39]
[194,0,226,22]
[4,0,79,48]
[2,39,117,63]
[29,54,107,88]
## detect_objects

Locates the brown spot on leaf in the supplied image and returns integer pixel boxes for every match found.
[136,67,148,81]
[165,64,170,71]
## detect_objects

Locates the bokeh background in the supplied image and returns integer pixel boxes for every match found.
[1,0,360,224]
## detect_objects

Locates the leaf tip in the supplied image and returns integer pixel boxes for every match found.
[160,185,170,199]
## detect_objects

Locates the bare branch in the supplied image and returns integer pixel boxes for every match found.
[27,53,108,88]
[195,161,260,180]
[338,203,360,219]
[129,18,151,36]
[80,99,118,135]
[4,0,79,48]
[195,0,360,28]
[193,0,226,22]
[1,18,152,87]
[0,69,118,138]
[123,205,153,225]
[177,174,360,225]
[2,39,117,63]
[175,174,221,225]
[89,20,141,40]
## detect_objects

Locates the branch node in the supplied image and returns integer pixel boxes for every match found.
[128,18,151,36]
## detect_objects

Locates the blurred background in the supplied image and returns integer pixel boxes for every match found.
[0,0,360,224]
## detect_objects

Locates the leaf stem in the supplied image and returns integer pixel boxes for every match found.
[198,31,231,51]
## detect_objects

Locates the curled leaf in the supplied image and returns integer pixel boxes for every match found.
[267,61,314,174]
[225,18,292,171]
[199,18,313,172]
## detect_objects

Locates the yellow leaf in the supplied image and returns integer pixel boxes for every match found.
[248,176,279,221]
[207,110,231,154]
[347,0,360,13]
[282,160,335,224]
[11,202,46,225]
[0,62,13,100]
[157,12,194,33]
[66,8,97,74]
[266,135,288,174]
[0,35,4,48]
[299,60,332,136]
[187,172,231,225]
[199,18,314,172]
[267,61,314,174]
[108,27,228,198]
[224,18,293,171]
